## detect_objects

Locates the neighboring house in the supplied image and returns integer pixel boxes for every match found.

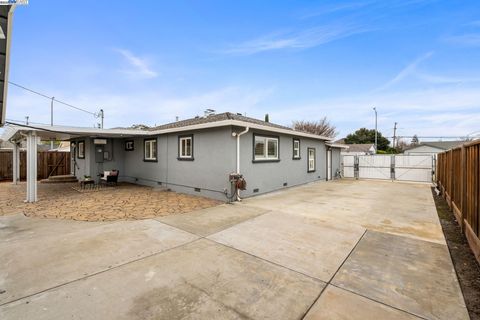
[403,141,466,157]
[0,140,50,151]
[52,141,71,152]
[2,112,344,201]
[340,143,376,156]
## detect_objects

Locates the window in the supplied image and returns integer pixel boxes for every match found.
[144,139,157,161]
[125,140,134,151]
[77,141,85,159]
[307,148,316,172]
[293,139,300,159]
[253,134,279,161]
[178,135,194,160]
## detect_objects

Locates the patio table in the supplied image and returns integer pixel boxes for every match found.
[79,179,95,190]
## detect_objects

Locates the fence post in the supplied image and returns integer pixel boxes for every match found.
[459,146,466,231]
[390,155,395,181]
[354,155,359,180]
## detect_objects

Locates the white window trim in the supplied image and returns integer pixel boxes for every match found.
[179,136,193,159]
[293,139,300,159]
[308,148,315,172]
[254,135,279,161]
[144,139,157,161]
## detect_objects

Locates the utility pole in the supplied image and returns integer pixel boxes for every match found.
[51,97,55,150]
[373,107,377,153]
[393,122,398,149]
[99,109,104,129]
[25,116,29,125]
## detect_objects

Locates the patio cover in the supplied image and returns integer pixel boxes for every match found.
[0,123,147,202]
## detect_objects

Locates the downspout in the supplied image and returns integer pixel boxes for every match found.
[232,127,249,201]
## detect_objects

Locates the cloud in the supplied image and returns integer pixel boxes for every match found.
[444,33,480,47]
[266,84,480,138]
[114,49,158,78]
[300,2,374,19]
[374,51,434,91]
[300,0,436,20]
[4,85,274,129]
[223,23,369,55]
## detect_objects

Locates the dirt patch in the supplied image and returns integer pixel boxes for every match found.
[431,187,480,320]
[0,182,222,221]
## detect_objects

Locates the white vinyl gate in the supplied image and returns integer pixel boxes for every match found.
[342,154,434,183]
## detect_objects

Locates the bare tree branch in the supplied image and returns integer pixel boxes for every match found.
[292,117,337,138]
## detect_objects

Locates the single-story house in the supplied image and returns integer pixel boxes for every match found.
[403,141,466,157]
[1,112,346,202]
[339,143,376,156]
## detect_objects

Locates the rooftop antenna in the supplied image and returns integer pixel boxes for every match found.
[204,108,215,117]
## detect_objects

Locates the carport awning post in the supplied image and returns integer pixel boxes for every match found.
[26,131,38,202]
[12,141,19,184]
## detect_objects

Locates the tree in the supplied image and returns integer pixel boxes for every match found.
[395,139,410,152]
[292,117,337,138]
[264,113,269,123]
[344,128,390,151]
[411,134,419,145]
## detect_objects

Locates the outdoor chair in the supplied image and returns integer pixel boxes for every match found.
[99,170,119,186]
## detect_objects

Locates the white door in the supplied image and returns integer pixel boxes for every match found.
[327,150,332,180]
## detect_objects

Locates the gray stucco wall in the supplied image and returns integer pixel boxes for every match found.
[238,129,327,198]
[70,127,336,201]
[72,139,90,180]
[121,127,236,200]
[72,138,125,182]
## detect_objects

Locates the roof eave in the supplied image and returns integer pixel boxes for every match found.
[149,119,332,141]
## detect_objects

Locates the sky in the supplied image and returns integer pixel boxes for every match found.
[3,0,480,142]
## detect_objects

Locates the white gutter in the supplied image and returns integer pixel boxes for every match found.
[232,127,249,201]
[233,127,249,173]
[3,119,333,142]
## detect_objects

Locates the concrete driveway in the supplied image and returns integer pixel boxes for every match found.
[0,180,469,319]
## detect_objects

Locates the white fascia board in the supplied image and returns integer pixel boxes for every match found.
[326,143,349,149]
[0,5,14,126]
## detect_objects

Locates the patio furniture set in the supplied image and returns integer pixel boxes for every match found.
[79,170,119,190]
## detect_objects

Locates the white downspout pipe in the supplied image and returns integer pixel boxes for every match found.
[232,127,249,201]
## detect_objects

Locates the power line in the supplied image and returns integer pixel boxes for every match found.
[8,81,97,116]
[5,118,50,126]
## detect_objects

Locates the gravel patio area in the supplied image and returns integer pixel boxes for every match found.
[0,182,221,221]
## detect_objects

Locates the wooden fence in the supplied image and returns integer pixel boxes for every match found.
[0,150,71,180]
[437,140,480,264]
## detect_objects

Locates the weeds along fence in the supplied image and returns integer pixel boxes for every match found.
[437,140,480,264]
[0,150,71,181]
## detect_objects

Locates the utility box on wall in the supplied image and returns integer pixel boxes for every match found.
[95,146,104,163]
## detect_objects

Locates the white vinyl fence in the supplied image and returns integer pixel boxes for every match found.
[342,154,434,183]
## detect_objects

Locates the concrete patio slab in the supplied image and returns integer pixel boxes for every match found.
[0,214,111,243]
[304,285,421,320]
[208,211,366,282]
[244,180,445,244]
[332,230,469,320]
[0,219,198,305]
[156,203,269,236]
[0,239,325,320]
